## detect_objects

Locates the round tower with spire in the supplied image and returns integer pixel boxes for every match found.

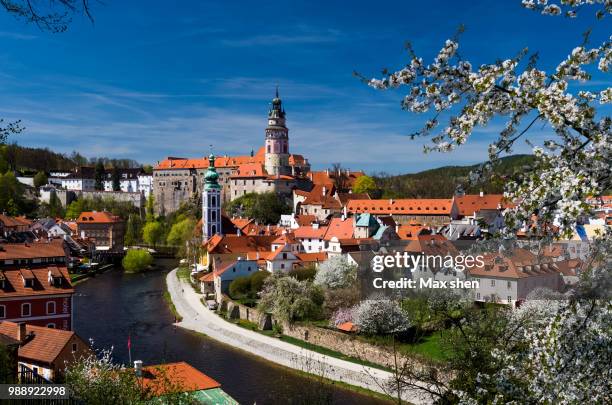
[264,87,290,176]
[202,153,222,240]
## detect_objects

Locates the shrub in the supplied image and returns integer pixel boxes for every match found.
[249,271,270,293]
[288,265,317,281]
[229,276,251,299]
[122,249,153,273]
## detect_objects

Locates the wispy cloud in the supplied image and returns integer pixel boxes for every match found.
[220,27,342,47]
[0,31,37,40]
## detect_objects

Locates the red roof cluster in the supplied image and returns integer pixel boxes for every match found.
[347,199,453,215]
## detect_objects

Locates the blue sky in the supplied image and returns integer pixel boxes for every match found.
[0,0,609,173]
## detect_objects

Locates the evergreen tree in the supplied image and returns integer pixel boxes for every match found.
[124,214,142,247]
[111,167,121,191]
[94,161,105,190]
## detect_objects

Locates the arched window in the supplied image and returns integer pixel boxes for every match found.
[267,145,271,153]
[211,195,216,206]
[47,301,56,315]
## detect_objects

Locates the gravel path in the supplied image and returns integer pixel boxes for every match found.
[166,269,433,404]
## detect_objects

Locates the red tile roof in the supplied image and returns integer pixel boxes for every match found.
[397,224,430,240]
[155,148,265,170]
[347,199,453,215]
[205,234,276,253]
[0,215,32,228]
[0,266,73,298]
[294,225,328,239]
[77,211,122,224]
[140,362,221,396]
[296,252,327,263]
[0,240,66,260]
[454,194,509,216]
[230,163,267,178]
[468,248,561,279]
[0,321,84,364]
[336,321,357,332]
[294,215,317,226]
[405,234,458,256]
[323,217,354,241]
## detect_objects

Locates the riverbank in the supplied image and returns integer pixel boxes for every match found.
[166,268,434,405]
[70,263,115,286]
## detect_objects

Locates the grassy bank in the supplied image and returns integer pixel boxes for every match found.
[163,281,183,322]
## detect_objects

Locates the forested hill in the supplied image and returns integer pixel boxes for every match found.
[373,155,535,199]
[0,144,141,174]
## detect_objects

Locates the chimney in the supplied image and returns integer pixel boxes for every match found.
[325,169,329,176]
[17,323,26,342]
[322,186,327,196]
[479,190,484,197]
[134,360,143,377]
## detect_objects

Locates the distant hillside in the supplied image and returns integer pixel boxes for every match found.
[0,144,141,175]
[373,155,535,199]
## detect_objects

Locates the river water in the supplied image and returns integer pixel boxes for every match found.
[73,259,390,404]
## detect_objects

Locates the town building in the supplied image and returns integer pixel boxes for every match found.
[468,248,564,307]
[76,211,125,253]
[0,321,91,381]
[211,258,258,302]
[0,240,74,330]
[0,215,32,238]
[347,198,454,227]
[153,91,311,215]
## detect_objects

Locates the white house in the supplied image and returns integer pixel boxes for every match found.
[294,223,327,253]
[265,244,299,273]
[138,173,153,197]
[212,258,258,303]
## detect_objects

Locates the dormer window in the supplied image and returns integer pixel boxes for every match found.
[20,269,35,288]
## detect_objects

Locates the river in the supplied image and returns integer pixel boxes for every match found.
[73,259,390,405]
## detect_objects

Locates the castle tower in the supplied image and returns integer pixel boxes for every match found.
[202,154,222,240]
[264,88,290,176]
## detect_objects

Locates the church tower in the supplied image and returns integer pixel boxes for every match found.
[264,88,290,176]
[202,154,222,240]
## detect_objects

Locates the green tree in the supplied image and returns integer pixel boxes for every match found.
[124,214,142,247]
[142,221,163,247]
[145,193,156,222]
[352,175,377,195]
[122,249,153,273]
[166,217,196,246]
[0,171,24,215]
[229,276,251,299]
[142,164,153,174]
[48,192,64,218]
[111,167,121,191]
[65,198,86,219]
[224,192,291,224]
[94,161,105,191]
[33,171,48,188]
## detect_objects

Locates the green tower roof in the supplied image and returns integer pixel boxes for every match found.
[204,154,221,190]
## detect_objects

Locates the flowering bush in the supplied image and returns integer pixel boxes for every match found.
[314,255,357,289]
[353,298,411,335]
[331,307,354,327]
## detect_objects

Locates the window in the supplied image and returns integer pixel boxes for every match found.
[211,196,216,206]
[47,301,56,315]
[0,305,5,318]
[211,211,217,221]
[72,343,77,353]
[507,281,511,289]
[47,323,56,329]
[491,280,495,287]
[507,296,512,303]
[282,253,287,259]
[281,263,285,269]
[21,303,31,317]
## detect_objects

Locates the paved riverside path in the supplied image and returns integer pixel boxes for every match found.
[166,269,434,404]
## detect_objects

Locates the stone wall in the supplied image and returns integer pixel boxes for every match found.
[282,323,397,368]
[221,295,272,330]
[79,190,144,209]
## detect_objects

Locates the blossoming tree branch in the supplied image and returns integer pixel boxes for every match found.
[362,1,611,239]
